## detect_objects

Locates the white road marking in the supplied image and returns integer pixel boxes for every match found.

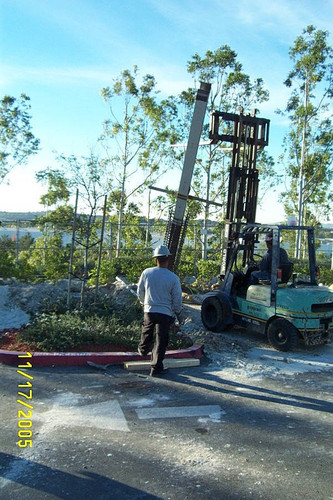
[36,400,130,432]
[136,405,222,420]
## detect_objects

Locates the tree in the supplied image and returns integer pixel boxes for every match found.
[36,169,70,207]
[0,235,16,278]
[0,94,39,183]
[187,46,272,213]
[36,153,111,292]
[99,66,178,256]
[163,46,274,259]
[26,233,68,282]
[278,26,333,257]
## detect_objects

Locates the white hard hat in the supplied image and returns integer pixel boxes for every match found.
[153,245,171,257]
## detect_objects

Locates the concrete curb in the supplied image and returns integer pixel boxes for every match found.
[0,344,204,367]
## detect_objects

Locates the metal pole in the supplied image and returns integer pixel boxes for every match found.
[166,82,211,270]
[67,189,79,309]
[95,195,107,300]
[145,189,151,248]
[109,223,113,260]
[295,81,309,259]
[15,221,19,264]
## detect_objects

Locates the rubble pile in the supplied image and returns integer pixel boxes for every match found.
[0,277,138,332]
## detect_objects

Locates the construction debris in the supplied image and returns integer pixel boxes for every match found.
[124,358,200,371]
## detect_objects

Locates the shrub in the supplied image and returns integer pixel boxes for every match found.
[196,259,220,281]
[318,267,333,287]
[18,292,192,352]
[18,312,141,352]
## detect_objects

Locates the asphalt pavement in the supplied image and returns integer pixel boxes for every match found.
[0,358,332,500]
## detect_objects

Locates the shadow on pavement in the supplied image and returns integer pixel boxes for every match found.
[174,370,333,414]
[0,452,162,500]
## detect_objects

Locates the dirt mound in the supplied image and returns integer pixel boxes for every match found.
[0,277,137,332]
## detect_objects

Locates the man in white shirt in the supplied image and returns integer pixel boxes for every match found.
[137,245,183,377]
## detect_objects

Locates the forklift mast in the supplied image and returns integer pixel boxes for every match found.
[209,109,270,276]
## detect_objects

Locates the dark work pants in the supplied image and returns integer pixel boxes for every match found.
[139,312,172,371]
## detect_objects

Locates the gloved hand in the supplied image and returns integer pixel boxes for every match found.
[176,313,184,325]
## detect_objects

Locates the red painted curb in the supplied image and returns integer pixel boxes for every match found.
[0,344,204,367]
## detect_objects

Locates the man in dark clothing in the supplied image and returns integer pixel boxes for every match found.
[249,233,289,284]
[137,245,183,377]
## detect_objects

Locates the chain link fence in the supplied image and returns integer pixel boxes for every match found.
[1,219,332,283]
[0,219,224,282]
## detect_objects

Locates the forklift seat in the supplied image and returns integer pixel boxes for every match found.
[279,262,294,283]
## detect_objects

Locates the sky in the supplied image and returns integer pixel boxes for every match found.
[0,0,332,223]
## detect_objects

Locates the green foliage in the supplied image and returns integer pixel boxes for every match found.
[18,292,191,352]
[100,67,180,256]
[108,207,150,250]
[117,256,153,282]
[36,205,74,233]
[292,256,333,286]
[26,234,68,282]
[18,312,140,352]
[177,254,197,282]
[14,254,36,281]
[279,25,333,224]
[0,236,16,278]
[0,94,40,183]
[19,233,35,250]
[196,259,220,281]
[89,259,119,285]
[318,267,333,287]
[0,234,37,280]
[35,169,70,207]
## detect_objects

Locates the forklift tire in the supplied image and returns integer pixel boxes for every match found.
[201,296,229,333]
[267,319,299,352]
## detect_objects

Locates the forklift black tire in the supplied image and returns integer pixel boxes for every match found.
[201,296,228,333]
[267,319,299,352]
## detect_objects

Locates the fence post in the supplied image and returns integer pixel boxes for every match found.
[67,189,79,309]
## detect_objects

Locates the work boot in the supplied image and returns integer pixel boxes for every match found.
[150,368,169,377]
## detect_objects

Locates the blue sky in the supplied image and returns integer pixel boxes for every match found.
[0,0,332,221]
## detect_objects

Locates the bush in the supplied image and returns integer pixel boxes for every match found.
[177,256,196,282]
[18,292,192,352]
[89,256,153,286]
[0,249,16,278]
[318,267,333,287]
[293,259,333,286]
[18,312,141,352]
[196,259,220,281]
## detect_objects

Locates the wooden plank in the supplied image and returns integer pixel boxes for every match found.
[124,358,200,371]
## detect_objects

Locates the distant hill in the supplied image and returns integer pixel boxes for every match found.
[0,211,332,229]
[0,211,46,222]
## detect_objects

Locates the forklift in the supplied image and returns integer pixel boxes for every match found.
[200,110,333,351]
[201,223,333,350]
[152,84,332,351]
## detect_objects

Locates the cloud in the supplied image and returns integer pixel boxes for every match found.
[0,64,117,87]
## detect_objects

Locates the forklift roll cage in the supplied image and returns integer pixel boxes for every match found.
[222,223,317,302]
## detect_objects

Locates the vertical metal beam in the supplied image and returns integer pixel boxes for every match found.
[166,82,211,270]
[174,82,211,222]
[67,188,79,309]
[95,195,108,300]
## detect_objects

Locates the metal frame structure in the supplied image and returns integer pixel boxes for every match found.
[210,109,270,276]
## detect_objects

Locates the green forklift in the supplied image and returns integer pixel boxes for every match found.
[199,109,333,351]
[157,95,332,351]
[201,223,333,351]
